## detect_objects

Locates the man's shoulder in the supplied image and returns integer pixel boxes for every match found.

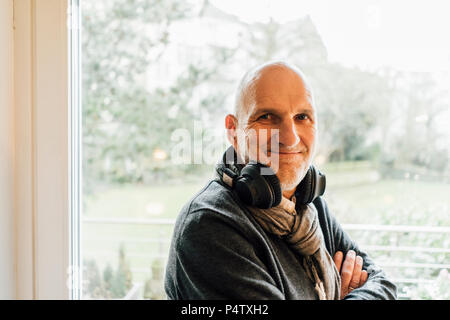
[184,179,239,213]
[178,179,245,219]
[173,179,255,241]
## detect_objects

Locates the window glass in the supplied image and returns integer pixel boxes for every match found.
[80,0,450,299]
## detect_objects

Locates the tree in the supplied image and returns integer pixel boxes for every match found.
[388,72,449,172]
[102,263,114,299]
[311,64,394,163]
[83,259,103,299]
[82,0,235,190]
[83,243,133,299]
[111,244,133,298]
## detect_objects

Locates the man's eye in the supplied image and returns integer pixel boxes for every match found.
[296,113,309,121]
[258,113,272,120]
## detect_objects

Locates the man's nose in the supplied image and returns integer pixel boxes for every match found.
[277,118,300,147]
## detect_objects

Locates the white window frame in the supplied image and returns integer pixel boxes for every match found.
[14,0,74,299]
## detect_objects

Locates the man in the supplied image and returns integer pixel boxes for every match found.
[164,61,397,300]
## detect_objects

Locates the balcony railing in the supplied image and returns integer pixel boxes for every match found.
[82,217,450,300]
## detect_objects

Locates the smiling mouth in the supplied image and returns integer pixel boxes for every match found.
[266,151,306,160]
[269,151,305,155]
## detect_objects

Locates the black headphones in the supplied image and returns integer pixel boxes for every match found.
[216,146,326,209]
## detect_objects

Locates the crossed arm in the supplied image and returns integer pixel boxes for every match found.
[333,250,369,299]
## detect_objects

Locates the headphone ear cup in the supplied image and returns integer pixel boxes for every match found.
[295,165,326,205]
[236,163,282,209]
[262,173,282,207]
[296,167,314,205]
[234,178,255,207]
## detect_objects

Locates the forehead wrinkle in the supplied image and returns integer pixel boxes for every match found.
[255,91,315,118]
[235,61,316,123]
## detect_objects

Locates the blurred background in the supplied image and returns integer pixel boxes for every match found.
[79,0,449,299]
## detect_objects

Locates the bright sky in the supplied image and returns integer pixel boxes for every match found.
[210,0,450,73]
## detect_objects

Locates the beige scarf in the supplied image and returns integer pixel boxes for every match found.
[245,196,341,300]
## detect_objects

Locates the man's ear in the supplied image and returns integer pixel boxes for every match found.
[225,114,238,147]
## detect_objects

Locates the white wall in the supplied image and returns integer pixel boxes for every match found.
[0,0,16,299]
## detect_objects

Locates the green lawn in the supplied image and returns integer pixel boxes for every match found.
[83,182,207,219]
[83,171,450,225]
[325,179,450,225]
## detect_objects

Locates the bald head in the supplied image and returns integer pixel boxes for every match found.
[234,61,315,124]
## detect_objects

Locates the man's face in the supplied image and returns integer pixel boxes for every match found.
[229,65,317,194]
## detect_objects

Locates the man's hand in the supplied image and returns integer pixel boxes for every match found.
[333,250,368,299]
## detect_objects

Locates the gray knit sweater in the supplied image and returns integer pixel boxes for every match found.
[164,178,397,300]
